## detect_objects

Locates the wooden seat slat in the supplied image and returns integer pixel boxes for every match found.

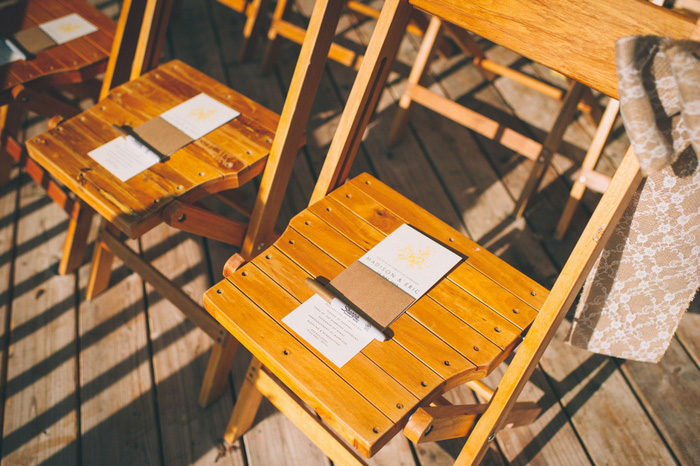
[205,278,395,457]
[346,174,548,307]
[1,59,43,87]
[270,230,481,381]
[429,279,521,348]
[252,248,442,400]
[406,298,503,378]
[290,210,367,266]
[287,210,504,373]
[449,264,539,327]
[387,312,477,382]
[307,195,395,249]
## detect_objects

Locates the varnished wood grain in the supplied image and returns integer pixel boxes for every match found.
[2,163,79,465]
[410,0,695,99]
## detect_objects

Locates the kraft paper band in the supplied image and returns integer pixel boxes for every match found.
[330,261,415,330]
[133,116,194,156]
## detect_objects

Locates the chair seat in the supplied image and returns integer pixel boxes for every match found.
[204,172,548,457]
[25,59,280,238]
[0,0,115,104]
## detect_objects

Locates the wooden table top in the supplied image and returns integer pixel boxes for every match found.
[204,173,548,457]
[0,0,115,101]
[25,60,280,238]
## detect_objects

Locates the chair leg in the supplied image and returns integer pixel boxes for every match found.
[554,98,620,240]
[198,334,239,408]
[387,16,442,146]
[224,357,264,444]
[0,104,23,187]
[260,0,291,74]
[86,220,118,300]
[513,81,586,218]
[238,0,269,62]
[58,201,94,275]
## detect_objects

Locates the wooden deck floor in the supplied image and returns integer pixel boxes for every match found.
[1,0,699,464]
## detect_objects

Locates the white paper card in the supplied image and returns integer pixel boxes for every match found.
[160,93,240,140]
[39,13,98,44]
[283,294,376,368]
[359,224,461,299]
[0,38,26,66]
[88,136,160,182]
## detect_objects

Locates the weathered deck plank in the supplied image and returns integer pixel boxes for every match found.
[0,166,18,459]
[76,244,162,465]
[2,123,79,465]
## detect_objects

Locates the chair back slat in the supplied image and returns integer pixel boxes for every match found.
[410,0,696,99]
[99,0,174,99]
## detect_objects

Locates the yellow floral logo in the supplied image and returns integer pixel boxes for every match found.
[189,107,216,121]
[58,23,80,33]
[396,245,434,269]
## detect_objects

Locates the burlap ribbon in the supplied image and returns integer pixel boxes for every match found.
[567,36,700,363]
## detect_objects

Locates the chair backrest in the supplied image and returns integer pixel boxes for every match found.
[307,0,699,463]
[99,0,175,99]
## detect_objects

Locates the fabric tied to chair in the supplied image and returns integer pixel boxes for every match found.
[567,36,700,363]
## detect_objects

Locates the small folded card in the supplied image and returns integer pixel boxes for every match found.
[283,224,462,367]
[88,93,240,181]
[7,13,98,58]
[332,224,462,328]
[38,13,98,44]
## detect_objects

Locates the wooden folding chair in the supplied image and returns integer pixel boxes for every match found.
[386,15,610,219]
[24,0,345,407]
[0,0,116,274]
[204,0,698,463]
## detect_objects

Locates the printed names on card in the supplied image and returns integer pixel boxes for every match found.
[359,224,461,298]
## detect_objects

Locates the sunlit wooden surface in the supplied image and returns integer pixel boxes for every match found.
[1,0,698,464]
